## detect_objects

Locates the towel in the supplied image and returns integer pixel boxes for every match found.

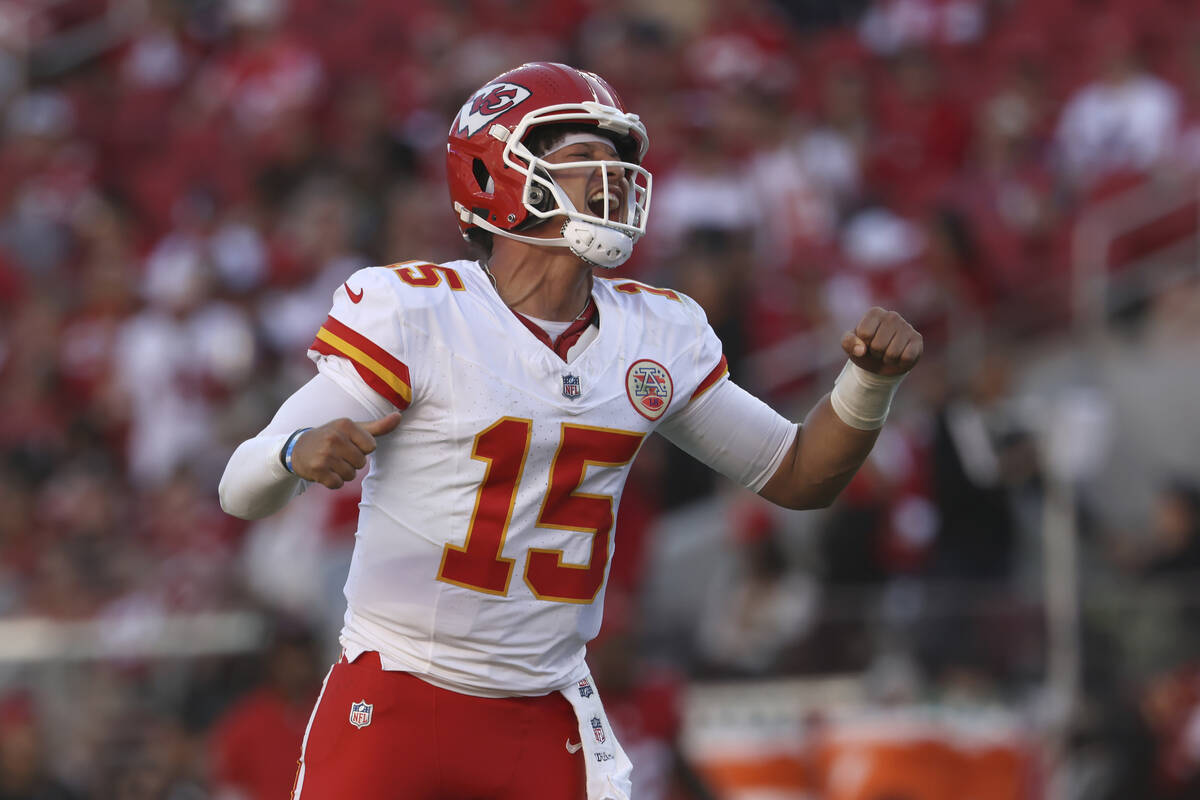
[559,671,633,799]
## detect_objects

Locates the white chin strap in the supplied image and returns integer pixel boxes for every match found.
[456,201,634,269]
[559,217,634,269]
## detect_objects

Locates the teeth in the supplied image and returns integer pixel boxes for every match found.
[589,190,619,207]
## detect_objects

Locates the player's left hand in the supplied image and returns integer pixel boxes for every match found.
[841,307,923,377]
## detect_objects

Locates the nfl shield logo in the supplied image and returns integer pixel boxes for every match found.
[349,700,373,729]
[577,679,593,699]
[590,715,606,743]
[562,373,581,399]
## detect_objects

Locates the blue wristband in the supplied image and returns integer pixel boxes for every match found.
[282,428,313,474]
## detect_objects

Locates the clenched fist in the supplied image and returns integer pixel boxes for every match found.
[841,307,923,377]
[290,413,402,488]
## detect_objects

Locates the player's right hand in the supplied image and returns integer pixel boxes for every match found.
[289,413,402,489]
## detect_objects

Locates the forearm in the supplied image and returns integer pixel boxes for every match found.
[759,354,911,509]
[758,394,880,509]
[219,432,305,520]
[218,372,380,520]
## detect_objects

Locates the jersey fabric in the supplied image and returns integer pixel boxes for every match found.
[307,259,728,697]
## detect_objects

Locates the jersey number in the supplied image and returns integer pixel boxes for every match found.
[437,419,644,603]
[613,281,680,301]
[391,262,465,290]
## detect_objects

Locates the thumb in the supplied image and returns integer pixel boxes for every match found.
[360,412,402,437]
[841,331,867,359]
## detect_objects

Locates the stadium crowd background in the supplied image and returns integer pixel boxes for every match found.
[1,0,1200,797]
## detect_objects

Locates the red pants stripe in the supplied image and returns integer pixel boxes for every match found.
[292,652,587,799]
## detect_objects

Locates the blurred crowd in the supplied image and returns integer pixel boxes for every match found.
[2,0,1200,797]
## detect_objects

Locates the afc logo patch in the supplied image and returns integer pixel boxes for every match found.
[349,700,373,729]
[577,678,594,699]
[626,359,673,421]
[455,82,532,137]
[590,715,606,744]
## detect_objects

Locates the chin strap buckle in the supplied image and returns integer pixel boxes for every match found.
[561,219,633,269]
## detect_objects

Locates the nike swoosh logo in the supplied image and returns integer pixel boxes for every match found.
[344,282,364,303]
[565,739,583,754]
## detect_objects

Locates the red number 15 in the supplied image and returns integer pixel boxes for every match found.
[437,419,644,604]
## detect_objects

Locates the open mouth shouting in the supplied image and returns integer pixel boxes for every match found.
[586,186,625,222]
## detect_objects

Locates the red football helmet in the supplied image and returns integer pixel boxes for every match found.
[446,62,652,268]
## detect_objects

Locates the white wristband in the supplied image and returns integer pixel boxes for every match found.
[829,360,904,430]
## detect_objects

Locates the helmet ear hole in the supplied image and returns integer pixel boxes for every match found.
[472,159,492,193]
[527,184,548,210]
[527,167,555,213]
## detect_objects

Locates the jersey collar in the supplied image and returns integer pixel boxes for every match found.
[510,297,598,362]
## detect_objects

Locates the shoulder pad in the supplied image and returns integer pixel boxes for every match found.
[599,277,707,329]
[343,260,477,310]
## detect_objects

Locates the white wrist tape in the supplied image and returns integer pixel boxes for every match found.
[829,360,905,430]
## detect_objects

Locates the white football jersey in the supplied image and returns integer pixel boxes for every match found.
[308,259,728,696]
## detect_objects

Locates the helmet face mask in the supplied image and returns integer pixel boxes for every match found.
[446,63,652,268]
[511,126,651,239]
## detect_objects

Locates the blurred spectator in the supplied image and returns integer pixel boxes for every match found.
[107,0,192,168]
[645,117,758,260]
[829,202,928,336]
[379,179,461,264]
[33,462,131,617]
[209,621,322,800]
[1062,687,1159,800]
[0,22,21,112]
[1172,33,1200,170]
[0,469,33,614]
[0,88,92,275]
[194,0,323,145]
[1135,480,1200,578]
[694,506,819,676]
[813,420,936,606]
[119,1,190,94]
[927,351,1022,581]
[255,175,369,360]
[1097,478,1200,682]
[114,194,258,485]
[1139,661,1200,799]
[134,470,243,611]
[658,228,757,508]
[941,58,1059,315]
[868,47,973,209]
[1055,19,1180,188]
[741,88,844,266]
[858,0,989,55]
[685,0,796,94]
[240,467,361,650]
[811,62,873,194]
[0,692,81,800]
[100,709,206,800]
[589,594,709,800]
[56,198,139,427]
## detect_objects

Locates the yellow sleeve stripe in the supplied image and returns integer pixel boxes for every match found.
[311,317,412,409]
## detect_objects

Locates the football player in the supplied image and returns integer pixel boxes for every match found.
[220,62,921,800]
